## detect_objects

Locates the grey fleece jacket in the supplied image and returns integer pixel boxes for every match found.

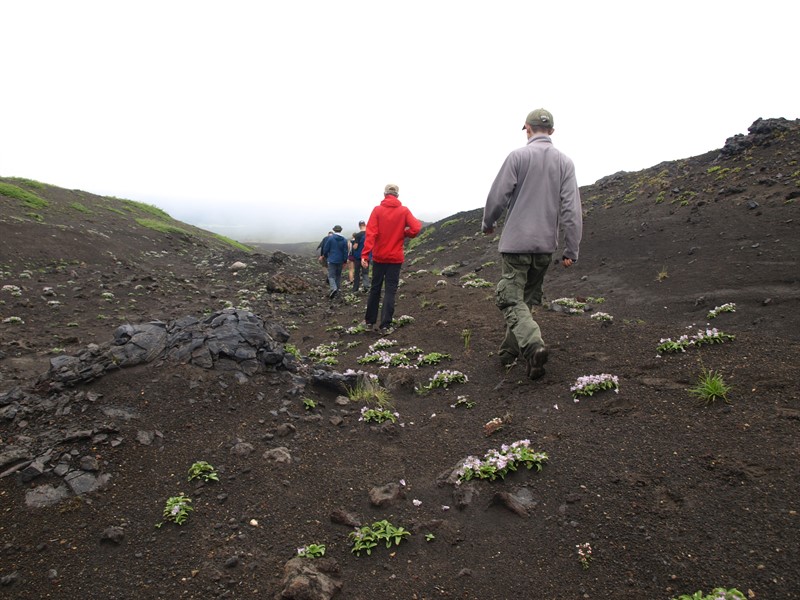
[482,135,582,260]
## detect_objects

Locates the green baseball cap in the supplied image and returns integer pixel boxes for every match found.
[522,108,554,130]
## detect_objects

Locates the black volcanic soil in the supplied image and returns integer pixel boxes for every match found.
[0,118,798,600]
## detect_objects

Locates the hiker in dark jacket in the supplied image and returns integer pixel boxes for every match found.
[319,225,349,299]
[351,220,369,292]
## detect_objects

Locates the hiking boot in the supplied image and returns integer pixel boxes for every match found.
[498,350,518,367]
[378,326,395,336]
[328,289,338,299]
[525,346,549,380]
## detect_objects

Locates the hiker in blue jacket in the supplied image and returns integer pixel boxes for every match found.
[319,225,349,299]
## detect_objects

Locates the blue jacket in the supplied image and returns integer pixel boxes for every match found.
[322,233,349,264]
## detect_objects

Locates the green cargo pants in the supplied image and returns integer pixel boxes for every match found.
[495,252,552,362]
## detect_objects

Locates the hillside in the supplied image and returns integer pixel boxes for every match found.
[0,117,798,600]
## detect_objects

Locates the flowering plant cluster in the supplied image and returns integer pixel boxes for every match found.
[2,316,24,324]
[392,315,415,327]
[308,342,339,365]
[359,406,399,424]
[657,328,735,354]
[422,370,468,390]
[457,439,548,482]
[156,493,193,527]
[349,519,410,556]
[550,297,587,313]
[345,323,368,334]
[1,285,22,297]
[450,395,476,409]
[707,302,736,319]
[297,543,326,558]
[571,373,619,400]
[576,542,593,569]
[590,311,613,323]
[368,339,397,352]
[461,278,493,288]
[357,349,415,369]
[672,588,745,600]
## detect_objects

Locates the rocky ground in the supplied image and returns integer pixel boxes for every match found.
[0,118,798,599]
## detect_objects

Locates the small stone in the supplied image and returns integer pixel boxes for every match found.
[224,556,239,568]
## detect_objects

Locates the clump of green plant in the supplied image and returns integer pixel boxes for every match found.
[392,314,415,327]
[457,439,548,482]
[688,368,732,404]
[462,278,493,288]
[359,405,399,424]
[461,328,472,351]
[707,302,736,319]
[550,297,587,313]
[590,311,613,324]
[441,218,461,228]
[156,494,193,527]
[284,343,300,358]
[586,296,605,304]
[345,376,390,406]
[302,397,317,410]
[296,543,326,558]
[657,328,735,354]
[308,342,339,365]
[672,588,745,600]
[188,461,219,482]
[421,369,468,390]
[349,519,411,556]
[417,351,451,366]
[2,316,24,324]
[656,266,669,281]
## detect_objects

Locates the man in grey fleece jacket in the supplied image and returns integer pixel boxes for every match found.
[482,108,583,380]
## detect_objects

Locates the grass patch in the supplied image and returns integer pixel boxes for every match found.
[25,212,44,222]
[407,226,435,251]
[69,202,92,214]
[0,182,49,209]
[6,177,46,189]
[104,206,127,216]
[688,368,732,404]
[109,197,171,219]
[135,218,192,236]
[213,233,251,252]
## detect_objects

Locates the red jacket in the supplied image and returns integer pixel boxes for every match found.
[362,195,422,263]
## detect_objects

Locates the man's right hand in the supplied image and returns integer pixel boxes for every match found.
[361,258,368,268]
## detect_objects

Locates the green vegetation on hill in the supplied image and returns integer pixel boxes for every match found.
[0,182,49,209]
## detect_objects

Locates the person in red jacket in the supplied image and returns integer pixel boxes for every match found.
[361,183,422,334]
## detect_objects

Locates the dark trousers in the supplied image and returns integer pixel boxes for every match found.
[352,259,370,291]
[365,262,401,329]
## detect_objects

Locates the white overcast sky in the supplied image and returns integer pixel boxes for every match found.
[2,1,798,243]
